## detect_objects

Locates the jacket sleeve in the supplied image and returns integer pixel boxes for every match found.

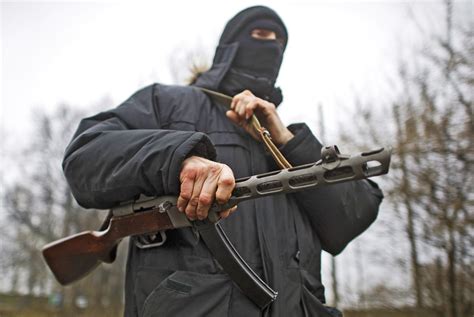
[279,123,384,255]
[62,85,216,209]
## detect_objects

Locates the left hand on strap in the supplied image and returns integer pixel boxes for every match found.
[226,90,294,146]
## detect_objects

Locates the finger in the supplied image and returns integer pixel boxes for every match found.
[231,91,247,110]
[232,94,248,119]
[196,175,218,220]
[259,100,276,117]
[242,89,253,97]
[219,210,230,219]
[177,173,194,212]
[215,167,235,204]
[226,108,256,136]
[219,206,237,219]
[227,110,259,140]
[231,94,240,110]
[244,100,260,120]
[226,110,242,125]
[236,98,248,118]
[185,175,205,220]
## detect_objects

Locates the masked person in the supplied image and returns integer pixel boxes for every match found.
[63,6,383,317]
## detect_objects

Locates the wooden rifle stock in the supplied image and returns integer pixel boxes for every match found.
[42,206,175,285]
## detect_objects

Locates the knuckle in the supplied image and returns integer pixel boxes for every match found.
[208,163,222,175]
[219,177,235,187]
[193,162,204,171]
[189,196,199,206]
[198,193,213,206]
[180,191,191,200]
[261,100,272,108]
[181,168,196,180]
[215,194,225,203]
[196,209,207,219]
[185,209,195,218]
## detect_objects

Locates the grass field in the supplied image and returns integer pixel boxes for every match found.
[0,293,439,317]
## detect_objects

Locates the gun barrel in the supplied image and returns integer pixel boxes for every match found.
[211,147,391,213]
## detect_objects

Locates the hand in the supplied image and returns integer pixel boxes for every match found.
[226,90,294,146]
[177,156,237,221]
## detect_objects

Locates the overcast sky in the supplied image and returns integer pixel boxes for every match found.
[1,0,472,303]
[3,0,470,145]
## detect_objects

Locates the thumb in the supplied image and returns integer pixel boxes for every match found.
[226,110,242,126]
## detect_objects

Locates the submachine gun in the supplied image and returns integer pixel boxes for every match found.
[42,145,391,309]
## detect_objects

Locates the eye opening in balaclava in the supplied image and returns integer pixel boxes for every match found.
[218,6,288,50]
[217,6,288,105]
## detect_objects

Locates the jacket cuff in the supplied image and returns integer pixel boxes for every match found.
[166,132,216,194]
[279,123,323,166]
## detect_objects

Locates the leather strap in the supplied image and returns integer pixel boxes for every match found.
[199,88,293,169]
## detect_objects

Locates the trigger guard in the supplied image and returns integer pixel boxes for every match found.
[135,230,167,249]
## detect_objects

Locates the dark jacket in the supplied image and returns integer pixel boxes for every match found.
[63,49,383,316]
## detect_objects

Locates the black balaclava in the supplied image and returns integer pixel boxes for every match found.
[217,6,288,105]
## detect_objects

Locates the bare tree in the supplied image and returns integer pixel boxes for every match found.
[339,1,473,315]
[2,104,127,315]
